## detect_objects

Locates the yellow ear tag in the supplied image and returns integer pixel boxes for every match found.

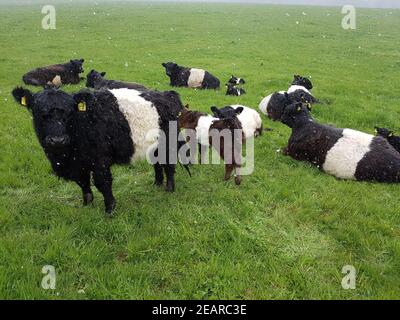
[21,96,27,106]
[307,103,312,110]
[78,102,87,112]
[374,129,378,134]
[389,133,394,137]
[297,106,302,111]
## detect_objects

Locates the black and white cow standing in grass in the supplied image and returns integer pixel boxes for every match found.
[278,102,400,183]
[211,105,263,139]
[86,69,148,91]
[12,86,186,215]
[23,59,85,87]
[162,62,220,89]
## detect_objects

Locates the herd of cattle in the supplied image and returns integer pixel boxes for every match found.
[11,58,400,215]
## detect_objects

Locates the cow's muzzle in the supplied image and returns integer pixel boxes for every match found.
[45,135,71,149]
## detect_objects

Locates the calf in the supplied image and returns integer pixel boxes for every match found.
[228,75,246,85]
[279,102,400,183]
[86,70,147,91]
[375,127,400,153]
[162,62,220,89]
[211,105,263,139]
[22,59,85,86]
[178,106,243,185]
[12,86,185,215]
[226,83,246,96]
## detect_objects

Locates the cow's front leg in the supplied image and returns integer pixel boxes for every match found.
[93,165,115,215]
[164,164,176,192]
[77,170,93,206]
[154,163,164,186]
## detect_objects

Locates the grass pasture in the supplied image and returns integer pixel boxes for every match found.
[0,1,399,299]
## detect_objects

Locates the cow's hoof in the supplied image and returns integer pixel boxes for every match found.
[154,180,163,187]
[235,176,241,186]
[105,199,116,216]
[83,193,94,206]
[166,184,175,193]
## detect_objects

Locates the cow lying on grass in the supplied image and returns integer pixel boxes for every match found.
[162,62,220,89]
[12,86,186,215]
[178,105,243,185]
[211,105,263,139]
[375,127,400,153]
[86,70,147,91]
[22,59,85,87]
[260,91,314,121]
[259,75,318,115]
[278,102,400,183]
[226,83,246,96]
[228,75,246,85]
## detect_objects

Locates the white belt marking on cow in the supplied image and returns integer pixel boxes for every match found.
[188,69,206,88]
[323,129,373,180]
[109,88,160,162]
[196,116,218,146]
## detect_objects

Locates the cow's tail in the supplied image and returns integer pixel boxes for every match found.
[177,140,192,177]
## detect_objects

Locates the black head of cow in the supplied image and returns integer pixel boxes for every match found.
[281,102,311,128]
[86,69,106,88]
[12,87,79,152]
[375,127,394,139]
[70,59,85,74]
[211,106,244,119]
[162,62,179,76]
[292,75,313,90]
[228,75,245,85]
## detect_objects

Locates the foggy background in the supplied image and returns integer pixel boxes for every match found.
[0,0,399,8]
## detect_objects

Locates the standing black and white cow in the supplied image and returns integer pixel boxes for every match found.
[211,105,263,139]
[12,86,186,215]
[279,102,400,183]
[162,62,220,89]
[86,69,148,91]
[22,59,85,87]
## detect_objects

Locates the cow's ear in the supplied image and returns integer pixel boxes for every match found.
[162,63,167,67]
[211,106,220,117]
[12,87,33,110]
[73,91,95,113]
[235,107,244,115]
[184,104,190,109]
[101,72,106,77]
[80,58,85,63]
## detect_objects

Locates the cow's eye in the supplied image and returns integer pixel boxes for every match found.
[42,114,51,120]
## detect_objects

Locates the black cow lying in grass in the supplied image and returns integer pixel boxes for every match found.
[228,75,245,85]
[162,62,220,89]
[86,70,147,91]
[375,127,400,153]
[260,91,315,120]
[12,86,186,215]
[22,59,85,87]
[225,83,246,96]
[278,102,400,183]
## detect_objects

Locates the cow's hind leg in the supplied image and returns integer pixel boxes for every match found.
[164,165,176,192]
[77,170,93,206]
[93,166,116,215]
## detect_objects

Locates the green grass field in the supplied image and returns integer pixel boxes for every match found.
[0,1,399,299]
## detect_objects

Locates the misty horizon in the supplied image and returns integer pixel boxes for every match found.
[0,0,399,9]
